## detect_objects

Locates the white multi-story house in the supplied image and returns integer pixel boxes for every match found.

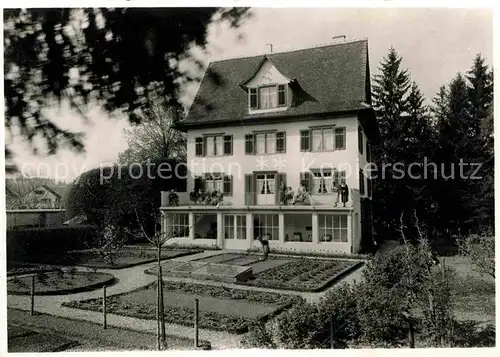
[161,39,379,254]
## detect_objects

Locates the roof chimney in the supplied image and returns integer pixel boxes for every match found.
[266,43,273,53]
[332,35,346,43]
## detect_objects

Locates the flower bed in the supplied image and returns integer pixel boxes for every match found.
[241,259,363,292]
[20,248,202,269]
[8,271,115,295]
[63,281,302,334]
[160,280,302,305]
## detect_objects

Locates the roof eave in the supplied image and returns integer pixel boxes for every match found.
[176,108,365,131]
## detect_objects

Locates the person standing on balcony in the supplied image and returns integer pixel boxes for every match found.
[340,181,349,207]
[332,182,340,207]
[279,181,286,205]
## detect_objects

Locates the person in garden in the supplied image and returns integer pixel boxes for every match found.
[257,235,270,261]
[340,180,349,207]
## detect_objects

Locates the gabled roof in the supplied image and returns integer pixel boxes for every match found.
[181,39,371,127]
[42,184,68,198]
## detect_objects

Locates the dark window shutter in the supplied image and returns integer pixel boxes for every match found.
[359,170,365,195]
[223,175,233,196]
[358,126,363,154]
[245,134,254,155]
[300,172,312,193]
[367,177,372,197]
[250,88,258,109]
[366,141,371,162]
[278,85,286,106]
[276,131,286,153]
[245,174,254,205]
[300,130,310,151]
[195,137,203,156]
[335,127,346,150]
[194,176,203,192]
[224,135,233,155]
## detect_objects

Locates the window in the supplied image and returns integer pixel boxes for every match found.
[359,170,365,195]
[333,170,347,186]
[311,128,334,151]
[249,85,288,110]
[223,135,233,155]
[246,132,285,155]
[358,126,364,154]
[195,135,232,157]
[256,174,275,194]
[259,86,277,109]
[319,214,348,242]
[223,175,233,196]
[366,141,371,162]
[367,177,372,197]
[224,215,235,239]
[34,189,44,195]
[254,214,279,241]
[224,215,247,240]
[312,169,334,194]
[195,137,203,156]
[245,134,254,154]
[335,127,346,149]
[301,127,345,152]
[172,214,190,238]
[205,173,223,192]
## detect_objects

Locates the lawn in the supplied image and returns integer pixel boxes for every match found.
[8,325,79,352]
[8,308,207,351]
[240,258,363,292]
[7,271,115,295]
[16,247,201,269]
[443,255,495,323]
[63,281,302,334]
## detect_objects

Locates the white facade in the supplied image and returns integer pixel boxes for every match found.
[161,55,374,255]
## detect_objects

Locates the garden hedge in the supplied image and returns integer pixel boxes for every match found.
[7,225,99,264]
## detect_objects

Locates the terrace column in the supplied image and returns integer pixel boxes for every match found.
[188,212,195,240]
[278,212,285,244]
[312,212,319,244]
[347,213,352,253]
[246,212,254,250]
[216,211,224,248]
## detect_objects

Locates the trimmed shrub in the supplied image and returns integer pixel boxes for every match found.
[243,285,359,349]
[7,226,99,264]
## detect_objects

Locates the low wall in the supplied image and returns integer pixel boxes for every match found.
[6,209,67,228]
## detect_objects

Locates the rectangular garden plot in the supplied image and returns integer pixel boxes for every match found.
[193,253,241,264]
[63,281,302,334]
[241,259,363,292]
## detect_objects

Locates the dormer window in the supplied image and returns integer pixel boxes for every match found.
[249,84,288,110]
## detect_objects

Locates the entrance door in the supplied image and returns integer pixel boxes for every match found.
[256,173,276,205]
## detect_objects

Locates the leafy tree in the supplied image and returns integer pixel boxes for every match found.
[4,8,251,165]
[66,158,186,236]
[118,91,186,164]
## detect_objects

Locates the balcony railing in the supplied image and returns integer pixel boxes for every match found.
[161,189,360,209]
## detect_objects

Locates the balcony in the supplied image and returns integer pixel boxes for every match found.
[160,189,360,211]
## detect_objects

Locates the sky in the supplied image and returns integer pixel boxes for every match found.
[6,7,493,183]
